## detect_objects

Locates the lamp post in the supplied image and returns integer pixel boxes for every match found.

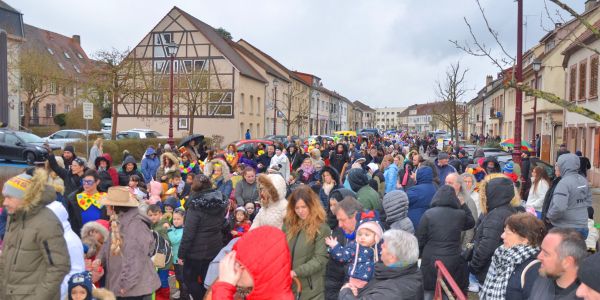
[532,58,542,155]
[513,0,524,166]
[273,78,278,135]
[166,41,178,148]
[315,91,320,134]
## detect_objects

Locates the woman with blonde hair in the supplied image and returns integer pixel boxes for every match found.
[283,185,330,299]
[88,138,103,169]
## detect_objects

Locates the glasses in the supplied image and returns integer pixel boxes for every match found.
[82,179,95,186]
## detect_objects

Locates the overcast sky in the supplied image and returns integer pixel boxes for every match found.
[7,0,584,108]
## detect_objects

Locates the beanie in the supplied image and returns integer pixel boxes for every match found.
[357,220,383,243]
[68,271,93,300]
[2,173,32,200]
[578,252,600,293]
[503,161,514,174]
[64,145,75,154]
[438,152,449,160]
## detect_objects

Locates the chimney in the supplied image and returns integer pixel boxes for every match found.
[485,75,493,86]
[585,0,597,12]
[72,35,80,45]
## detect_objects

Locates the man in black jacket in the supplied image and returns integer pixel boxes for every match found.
[256,144,274,173]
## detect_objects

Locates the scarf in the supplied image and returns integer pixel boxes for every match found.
[480,244,539,300]
[76,192,106,211]
[299,164,315,180]
[322,182,335,195]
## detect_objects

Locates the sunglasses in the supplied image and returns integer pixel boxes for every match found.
[82,179,95,186]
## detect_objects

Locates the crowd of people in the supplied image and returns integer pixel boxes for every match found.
[0,132,599,300]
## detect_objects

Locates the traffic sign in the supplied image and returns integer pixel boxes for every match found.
[83,102,93,120]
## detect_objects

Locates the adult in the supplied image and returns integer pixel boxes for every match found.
[88,138,103,169]
[347,168,381,212]
[458,149,472,174]
[382,189,414,233]
[576,252,600,299]
[250,173,289,230]
[245,128,251,140]
[210,227,294,299]
[234,166,259,206]
[406,166,436,229]
[461,172,481,218]
[297,158,316,185]
[576,150,592,178]
[283,186,330,299]
[339,229,424,299]
[186,139,201,162]
[239,149,258,171]
[0,170,71,299]
[206,159,233,200]
[480,213,545,300]
[319,166,341,211]
[469,174,517,284]
[270,145,291,182]
[157,151,180,182]
[48,149,87,197]
[530,228,588,299]
[520,151,532,201]
[435,152,457,184]
[419,160,440,187]
[382,154,399,194]
[526,166,550,217]
[445,173,478,250]
[97,186,160,298]
[256,144,275,174]
[547,153,592,238]
[67,169,108,237]
[141,146,160,184]
[95,153,119,192]
[556,144,570,161]
[417,185,475,296]
[483,156,501,174]
[62,145,77,171]
[225,144,239,171]
[118,155,144,186]
[287,144,305,171]
[330,143,350,183]
[179,174,229,299]
[327,188,357,229]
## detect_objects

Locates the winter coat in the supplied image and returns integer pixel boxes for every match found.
[287,148,305,171]
[370,170,385,198]
[318,166,341,211]
[416,185,475,291]
[118,156,144,186]
[270,153,291,181]
[382,190,414,233]
[167,226,183,263]
[530,275,579,300]
[179,189,228,262]
[98,208,160,297]
[156,152,179,181]
[406,166,437,229]
[501,255,541,300]
[250,174,289,230]
[383,163,399,194]
[141,147,160,183]
[0,173,71,300]
[256,153,273,173]
[214,177,233,200]
[526,179,549,212]
[348,168,381,211]
[469,176,517,283]
[548,153,592,229]
[234,179,259,206]
[94,154,118,192]
[329,143,350,177]
[66,189,109,237]
[338,262,424,300]
[330,241,377,282]
[435,158,457,185]
[285,222,330,300]
[48,153,84,197]
[46,201,85,300]
[398,163,416,189]
[211,227,294,300]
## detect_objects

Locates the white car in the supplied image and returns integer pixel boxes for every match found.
[116,129,166,140]
[45,130,110,149]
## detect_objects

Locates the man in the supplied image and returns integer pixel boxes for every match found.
[576,252,600,300]
[435,152,457,185]
[62,145,77,171]
[576,150,591,178]
[457,149,472,174]
[557,144,570,161]
[530,228,587,299]
[346,168,382,212]
[47,145,87,197]
[256,144,275,173]
[0,170,71,299]
[245,129,251,140]
[547,153,592,239]
[339,229,424,299]
[68,169,108,236]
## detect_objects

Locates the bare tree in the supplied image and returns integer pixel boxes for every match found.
[279,84,310,136]
[432,62,468,141]
[179,69,210,135]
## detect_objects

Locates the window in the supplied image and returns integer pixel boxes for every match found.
[47,48,54,55]
[194,60,205,72]
[579,61,587,100]
[49,81,57,94]
[5,134,18,144]
[240,93,245,113]
[257,97,261,115]
[64,52,71,59]
[250,96,254,115]
[183,60,192,73]
[73,65,81,73]
[65,105,70,113]
[76,53,83,59]
[590,55,598,98]
[45,103,56,117]
[178,118,188,129]
[66,132,84,139]
[569,66,577,101]
[58,62,65,70]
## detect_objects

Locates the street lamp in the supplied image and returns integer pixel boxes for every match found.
[273,78,278,135]
[532,58,542,156]
[315,91,320,134]
[166,41,178,147]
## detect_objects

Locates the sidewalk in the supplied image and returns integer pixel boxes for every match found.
[593,188,600,226]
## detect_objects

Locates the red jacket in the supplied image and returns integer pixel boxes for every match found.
[211,226,294,300]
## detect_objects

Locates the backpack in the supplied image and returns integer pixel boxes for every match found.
[150,230,173,268]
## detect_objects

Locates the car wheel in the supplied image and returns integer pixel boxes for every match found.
[25,152,36,165]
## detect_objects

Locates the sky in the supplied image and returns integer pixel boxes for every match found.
[7,0,584,108]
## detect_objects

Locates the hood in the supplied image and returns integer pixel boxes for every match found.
[329,188,357,202]
[479,174,516,214]
[95,153,113,168]
[121,155,138,170]
[188,189,229,212]
[46,200,72,230]
[430,185,460,209]
[81,220,109,242]
[233,226,293,300]
[382,190,409,221]
[347,168,369,193]
[17,169,56,213]
[205,158,231,178]
[483,157,501,173]
[160,152,179,168]
[321,166,340,184]
[149,180,162,196]
[144,147,156,157]
[415,166,434,184]
[557,153,580,177]
[257,173,287,205]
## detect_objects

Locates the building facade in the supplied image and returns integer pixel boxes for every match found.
[375,107,407,131]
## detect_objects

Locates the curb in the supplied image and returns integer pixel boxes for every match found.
[593,188,600,195]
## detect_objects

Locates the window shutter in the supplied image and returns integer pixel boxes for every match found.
[579,61,587,100]
[570,66,577,101]
[591,56,599,98]
[595,129,600,168]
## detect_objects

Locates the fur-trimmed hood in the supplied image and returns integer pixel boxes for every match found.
[19,169,56,213]
[478,173,520,215]
[257,173,287,207]
[81,220,109,242]
[160,152,180,168]
[205,158,231,179]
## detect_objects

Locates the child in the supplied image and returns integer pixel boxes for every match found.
[147,204,171,300]
[325,219,383,290]
[244,201,258,222]
[68,271,114,300]
[230,207,252,238]
[163,196,180,223]
[80,220,109,286]
[129,175,147,202]
[167,209,187,299]
[147,180,163,205]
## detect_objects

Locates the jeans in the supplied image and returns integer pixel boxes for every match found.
[183,258,211,300]
[574,228,589,240]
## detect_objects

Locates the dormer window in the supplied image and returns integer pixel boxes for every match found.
[64,52,71,59]
[58,62,65,70]
[76,53,83,59]
[47,48,54,55]
[73,65,80,73]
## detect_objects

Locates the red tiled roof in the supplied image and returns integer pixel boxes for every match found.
[292,71,315,87]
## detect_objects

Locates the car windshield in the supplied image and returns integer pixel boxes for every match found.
[15,132,44,143]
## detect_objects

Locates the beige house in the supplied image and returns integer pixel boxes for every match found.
[116,7,268,143]
[375,107,407,131]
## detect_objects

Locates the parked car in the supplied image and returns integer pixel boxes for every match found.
[0,129,60,163]
[493,154,555,180]
[116,129,166,140]
[305,135,334,145]
[101,118,112,133]
[233,139,274,153]
[44,129,110,149]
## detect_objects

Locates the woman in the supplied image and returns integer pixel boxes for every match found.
[239,149,258,172]
[270,146,291,182]
[309,148,323,166]
[406,166,437,229]
[417,185,475,297]
[206,159,233,200]
[461,172,481,218]
[225,144,240,171]
[157,152,179,182]
[179,150,199,182]
[47,147,87,197]
[118,156,144,187]
[88,138,103,169]
[297,158,316,184]
[186,139,201,161]
[234,167,259,206]
[250,173,288,230]
[526,166,550,218]
[288,144,305,171]
[480,213,545,300]
[97,186,160,298]
[283,186,331,299]
[179,174,229,299]
[318,166,340,212]
[382,154,399,194]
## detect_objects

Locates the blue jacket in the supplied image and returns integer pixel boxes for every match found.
[435,158,457,185]
[406,166,437,229]
[384,163,399,194]
[141,147,160,183]
[329,241,377,282]
[215,178,233,200]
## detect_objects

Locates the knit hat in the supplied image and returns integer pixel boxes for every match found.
[164,196,180,210]
[347,168,369,193]
[64,145,75,154]
[68,271,93,300]
[438,152,449,160]
[357,220,383,243]
[503,161,514,174]
[2,173,32,200]
[578,252,600,293]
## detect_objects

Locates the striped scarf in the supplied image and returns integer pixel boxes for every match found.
[480,244,539,300]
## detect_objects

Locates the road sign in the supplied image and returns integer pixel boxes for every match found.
[83,102,93,120]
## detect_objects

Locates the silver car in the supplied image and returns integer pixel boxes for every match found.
[45,129,109,149]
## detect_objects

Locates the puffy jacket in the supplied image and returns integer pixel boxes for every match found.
[416,185,475,291]
[250,174,289,230]
[383,163,399,194]
[94,154,118,192]
[338,262,424,300]
[469,176,516,283]
[118,156,144,186]
[406,166,437,229]
[329,143,350,176]
[156,152,179,181]
[382,190,414,233]
[548,153,592,229]
[0,171,71,299]
[179,189,228,262]
[141,147,160,183]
